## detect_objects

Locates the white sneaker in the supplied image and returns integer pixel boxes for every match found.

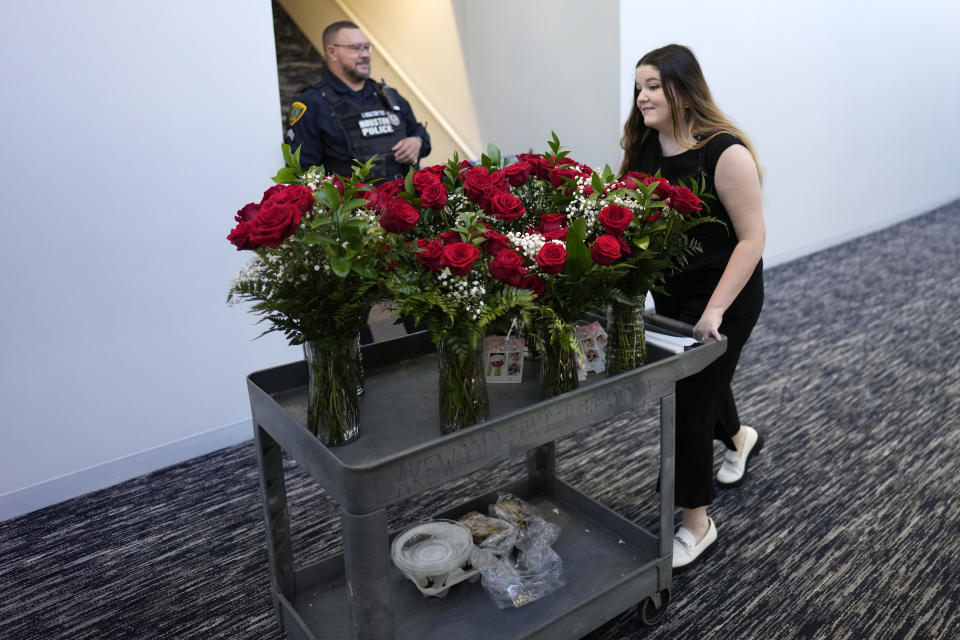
[717,425,763,487]
[672,518,717,570]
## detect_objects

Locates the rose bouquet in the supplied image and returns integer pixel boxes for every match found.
[442,136,627,396]
[472,134,715,379]
[598,169,714,373]
[380,201,537,432]
[227,146,393,445]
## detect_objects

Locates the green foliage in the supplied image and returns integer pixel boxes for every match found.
[546,131,570,162]
[384,265,536,348]
[480,143,502,169]
[273,144,304,184]
[563,218,592,279]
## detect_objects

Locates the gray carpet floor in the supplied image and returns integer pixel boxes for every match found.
[2,200,958,640]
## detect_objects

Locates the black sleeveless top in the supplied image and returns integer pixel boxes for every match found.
[634,132,764,316]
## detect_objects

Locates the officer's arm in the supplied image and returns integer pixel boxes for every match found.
[286,99,324,171]
[393,92,431,159]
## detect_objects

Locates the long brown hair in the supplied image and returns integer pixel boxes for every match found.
[619,44,761,180]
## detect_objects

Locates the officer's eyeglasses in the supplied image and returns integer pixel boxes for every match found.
[332,43,373,53]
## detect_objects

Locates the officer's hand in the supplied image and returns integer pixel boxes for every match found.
[392,137,423,165]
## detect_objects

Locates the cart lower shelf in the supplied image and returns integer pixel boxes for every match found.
[278,478,670,640]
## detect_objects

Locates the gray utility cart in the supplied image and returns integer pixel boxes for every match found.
[247,313,725,640]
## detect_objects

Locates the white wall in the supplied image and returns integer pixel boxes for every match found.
[452,0,622,169]
[0,1,299,519]
[620,0,960,266]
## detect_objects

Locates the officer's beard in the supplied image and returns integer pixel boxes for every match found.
[344,65,370,84]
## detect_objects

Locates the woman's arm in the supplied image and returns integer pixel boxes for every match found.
[692,144,766,341]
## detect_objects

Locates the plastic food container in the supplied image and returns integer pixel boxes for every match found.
[391,520,478,597]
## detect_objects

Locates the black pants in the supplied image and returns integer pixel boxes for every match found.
[653,276,763,508]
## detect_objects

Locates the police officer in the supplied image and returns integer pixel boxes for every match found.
[285,21,431,181]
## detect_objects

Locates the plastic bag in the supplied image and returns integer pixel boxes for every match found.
[470,494,564,609]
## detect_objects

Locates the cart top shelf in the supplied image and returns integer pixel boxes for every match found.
[247,314,725,514]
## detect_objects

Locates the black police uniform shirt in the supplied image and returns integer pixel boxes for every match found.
[285,72,431,181]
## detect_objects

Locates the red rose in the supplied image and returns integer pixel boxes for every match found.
[227,221,257,250]
[366,189,392,213]
[539,213,566,233]
[259,184,286,203]
[262,184,314,212]
[543,228,569,241]
[378,178,406,198]
[487,192,526,221]
[331,176,345,196]
[442,242,481,276]
[548,167,582,189]
[416,238,446,271]
[667,185,703,215]
[248,203,303,248]
[503,160,533,186]
[536,242,567,274]
[574,161,595,175]
[489,250,527,286]
[590,234,622,265]
[420,163,446,177]
[235,202,260,223]
[419,182,449,210]
[379,197,420,233]
[462,166,493,199]
[517,274,546,299]
[643,175,672,200]
[463,167,508,208]
[619,171,646,190]
[615,234,631,256]
[599,204,634,234]
[515,153,546,178]
[438,230,462,245]
[489,169,508,190]
[482,230,512,256]
[413,171,440,193]
[581,185,595,196]
[644,210,662,223]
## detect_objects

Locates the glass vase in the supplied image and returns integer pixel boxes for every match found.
[437,338,489,434]
[538,324,581,399]
[605,294,648,376]
[303,337,362,446]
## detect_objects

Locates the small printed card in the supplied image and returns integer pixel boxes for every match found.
[484,335,525,383]
[575,321,608,376]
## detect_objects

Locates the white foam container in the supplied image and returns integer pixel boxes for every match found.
[391,520,479,597]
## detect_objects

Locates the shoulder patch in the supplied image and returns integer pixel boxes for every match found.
[288,101,307,126]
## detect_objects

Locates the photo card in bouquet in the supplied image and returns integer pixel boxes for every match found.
[484,335,525,383]
[576,321,608,375]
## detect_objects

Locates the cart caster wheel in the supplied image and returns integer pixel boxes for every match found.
[638,588,670,625]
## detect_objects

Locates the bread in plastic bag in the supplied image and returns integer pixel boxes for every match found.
[469,494,564,609]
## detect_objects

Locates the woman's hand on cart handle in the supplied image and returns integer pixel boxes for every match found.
[692,309,723,343]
